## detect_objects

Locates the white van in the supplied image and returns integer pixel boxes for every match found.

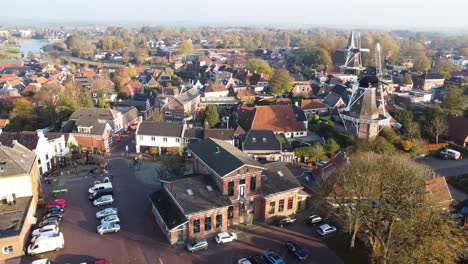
[31,229,58,243]
[440,149,462,160]
[88,182,113,194]
[27,232,64,256]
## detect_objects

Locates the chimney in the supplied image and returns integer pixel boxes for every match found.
[215,147,220,154]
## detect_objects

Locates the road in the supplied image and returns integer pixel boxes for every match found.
[418,156,468,177]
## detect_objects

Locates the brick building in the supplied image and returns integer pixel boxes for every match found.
[150,138,306,244]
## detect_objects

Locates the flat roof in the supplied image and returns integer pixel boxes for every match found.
[0,196,32,238]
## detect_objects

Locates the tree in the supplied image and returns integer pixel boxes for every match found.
[425,105,447,144]
[135,47,148,65]
[204,105,219,128]
[178,40,194,60]
[379,127,400,144]
[412,54,431,72]
[156,156,187,180]
[270,69,293,96]
[323,152,466,263]
[10,98,37,131]
[27,51,35,60]
[245,58,273,76]
[460,47,468,56]
[371,136,396,154]
[324,139,340,155]
[402,73,412,85]
[302,46,332,68]
[442,86,465,116]
[127,64,138,79]
[435,58,453,79]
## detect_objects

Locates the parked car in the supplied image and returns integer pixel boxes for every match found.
[27,232,64,256]
[89,182,113,194]
[278,216,296,227]
[31,259,52,264]
[45,205,63,213]
[43,211,63,220]
[96,208,118,219]
[46,199,67,208]
[440,148,462,160]
[186,239,208,252]
[317,224,337,236]
[307,214,323,225]
[97,223,120,235]
[93,195,114,207]
[42,215,61,223]
[94,259,107,264]
[263,251,285,264]
[215,232,237,243]
[38,218,59,228]
[100,214,120,225]
[285,241,309,261]
[89,188,114,200]
[32,225,59,237]
[238,258,253,264]
[31,231,59,243]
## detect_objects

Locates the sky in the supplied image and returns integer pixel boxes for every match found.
[2,0,468,30]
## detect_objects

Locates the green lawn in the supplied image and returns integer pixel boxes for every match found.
[4,47,20,54]
[324,232,370,264]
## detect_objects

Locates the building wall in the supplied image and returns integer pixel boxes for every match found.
[136,135,184,153]
[162,99,185,122]
[0,175,33,198]
[186,208,228,241]
[72,134,110,151]
[261,190,301,223]
[205,91,229,98]
[422,79,445,91]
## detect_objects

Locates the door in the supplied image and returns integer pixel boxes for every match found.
[177,228,184,242]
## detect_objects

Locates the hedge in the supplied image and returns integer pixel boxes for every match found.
[448,142,468,156]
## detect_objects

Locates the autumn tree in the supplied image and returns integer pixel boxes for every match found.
[322,152,466,264]
[424,105,447,143]
[204,105,219,128]
[412,54,431,72]
[324,138,340,155]
[178,40,194,61]
[270,69,293,96]
[245,58,273,76]
[435,58,453,79]
[10,98,37,131]
[402,73,412,85]
[156,155,187,180]
[442,86,465,116]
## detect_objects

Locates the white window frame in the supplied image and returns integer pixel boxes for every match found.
[165,111,172,117]
[169,104,175,110]
[163,138,168,142]
[2,246,13,255]
[151,136,156,141]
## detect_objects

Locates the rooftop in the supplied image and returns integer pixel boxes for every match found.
[137,122,183,137]
[149,190,187,230]
[0,196,32,238]
[0,142,36,178]
[261,162,302,196]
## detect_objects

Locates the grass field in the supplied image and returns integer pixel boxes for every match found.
[4,47,20,54]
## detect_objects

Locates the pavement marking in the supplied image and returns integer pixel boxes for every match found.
[158,258,164,264]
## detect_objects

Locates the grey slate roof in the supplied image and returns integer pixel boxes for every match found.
[243,130,281,152]
[261,162,302,196]
[184,128,204,140]
[149,190,187,230]
[0,196,32,237]
[167,174,232,215]
[0,142,36,177]
[188,138,264,177]
[137,122,183,137]
[175,88,200,105]
[323,93,342,108]
[203,129,234,141]
[0,132,38,150]
[69,107,121,121]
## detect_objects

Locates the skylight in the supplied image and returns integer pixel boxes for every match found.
[206,185,213,192]
[187,189,194,195]
[278,171,284,177]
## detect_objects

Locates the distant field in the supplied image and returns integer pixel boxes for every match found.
[4,47,20,54]
[0,46,21,59]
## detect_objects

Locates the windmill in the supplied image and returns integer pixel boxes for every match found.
[340,32,370,75]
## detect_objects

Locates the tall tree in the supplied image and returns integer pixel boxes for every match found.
[204,105,219,128]
[442,86,465,116]
[270,69,293,96]
[10,98,37,131]
[178,40,194,61]
[245,58,273,76]
[425,106,447,143]
[412,54,431,72]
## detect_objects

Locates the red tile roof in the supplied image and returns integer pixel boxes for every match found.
[301,99,328,110]
[236,89,255,99]
[21,84,41,95]
[251,105,305,133]
[0,119,9,128]
[80,71,97,78]
[425,177,452,206]
[206,83,227,93]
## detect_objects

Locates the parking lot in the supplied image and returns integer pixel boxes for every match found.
[22,141,343,264]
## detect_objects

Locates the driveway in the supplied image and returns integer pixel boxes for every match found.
[418,156,468,177]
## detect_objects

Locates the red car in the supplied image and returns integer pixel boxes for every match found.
[46,199,67,208]
[95,259,107,264]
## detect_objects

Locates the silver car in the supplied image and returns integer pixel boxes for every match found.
[93,195,114,207]
[101,214,120,225]
[187,239,208,252]
[96,208,118,219]
[97,223,120,234]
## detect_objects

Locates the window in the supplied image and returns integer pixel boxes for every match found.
[278,199,285,212]
[169,104,175,110]
[193,220,200,234]
[38,158,41,165]
[269,202,276,214]
[46,154,49,160]
[216,215,222,229]
[205,217,212,232]
[0,165,4,172]
[228,181,234,196]
[250,176,256,191]
[78,126,91,133]
[39,167,43,175]
[228,206,234,219]
[2,246,13,255]
[176,138,180,143]
[163,138,168,142]
[151,136,156,141]
[236,169,240,175]
[139,136,143,140]
[287,197,293,210]
[174,114,181,119]
[246,168,250,173]
[165,111,172,117]
[239,179,245,185]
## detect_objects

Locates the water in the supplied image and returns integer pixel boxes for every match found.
[19,39,55,57]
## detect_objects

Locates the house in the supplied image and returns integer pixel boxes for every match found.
[291,75,312,97]
[43,132,72,168]
[149,138,307,244]
[125,81,144,99]
[0,141,40,262]
[62,107,139,152]
[204,83,229,98]
[323,92,345,109]
[242,130,294,162]
[0,119,9,130]
[161,88,201,123]
[412,73,445,91]
[203,129,235,145]
[238,104,308,138]
[0,130,54,176]
[300,99,329,117]
[445,116,468,147]
[135,122,186,154]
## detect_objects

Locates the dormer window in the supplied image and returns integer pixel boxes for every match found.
[78,126,92,133]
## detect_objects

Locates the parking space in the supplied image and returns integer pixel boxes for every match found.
[418,156,468,177]
[21,139,343,264]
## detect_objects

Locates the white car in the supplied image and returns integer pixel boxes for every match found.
[32,225,59,237]
[238,258,252,264]
[31,259,51,264]
[215,232,237,243]
[317,224,337,236]
[101,214,120,225]
[96,207,118,219]
[31,230,58,243]
[308,214,323,225]
[93,195,114,207]
[97,223,120,234]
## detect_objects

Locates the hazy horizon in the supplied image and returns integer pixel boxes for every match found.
[2,0,468,31]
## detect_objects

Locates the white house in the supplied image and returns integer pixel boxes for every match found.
[45,132,72,168]
[204,83,229,98]
[0,130,54,176]
[135,122,187,154]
